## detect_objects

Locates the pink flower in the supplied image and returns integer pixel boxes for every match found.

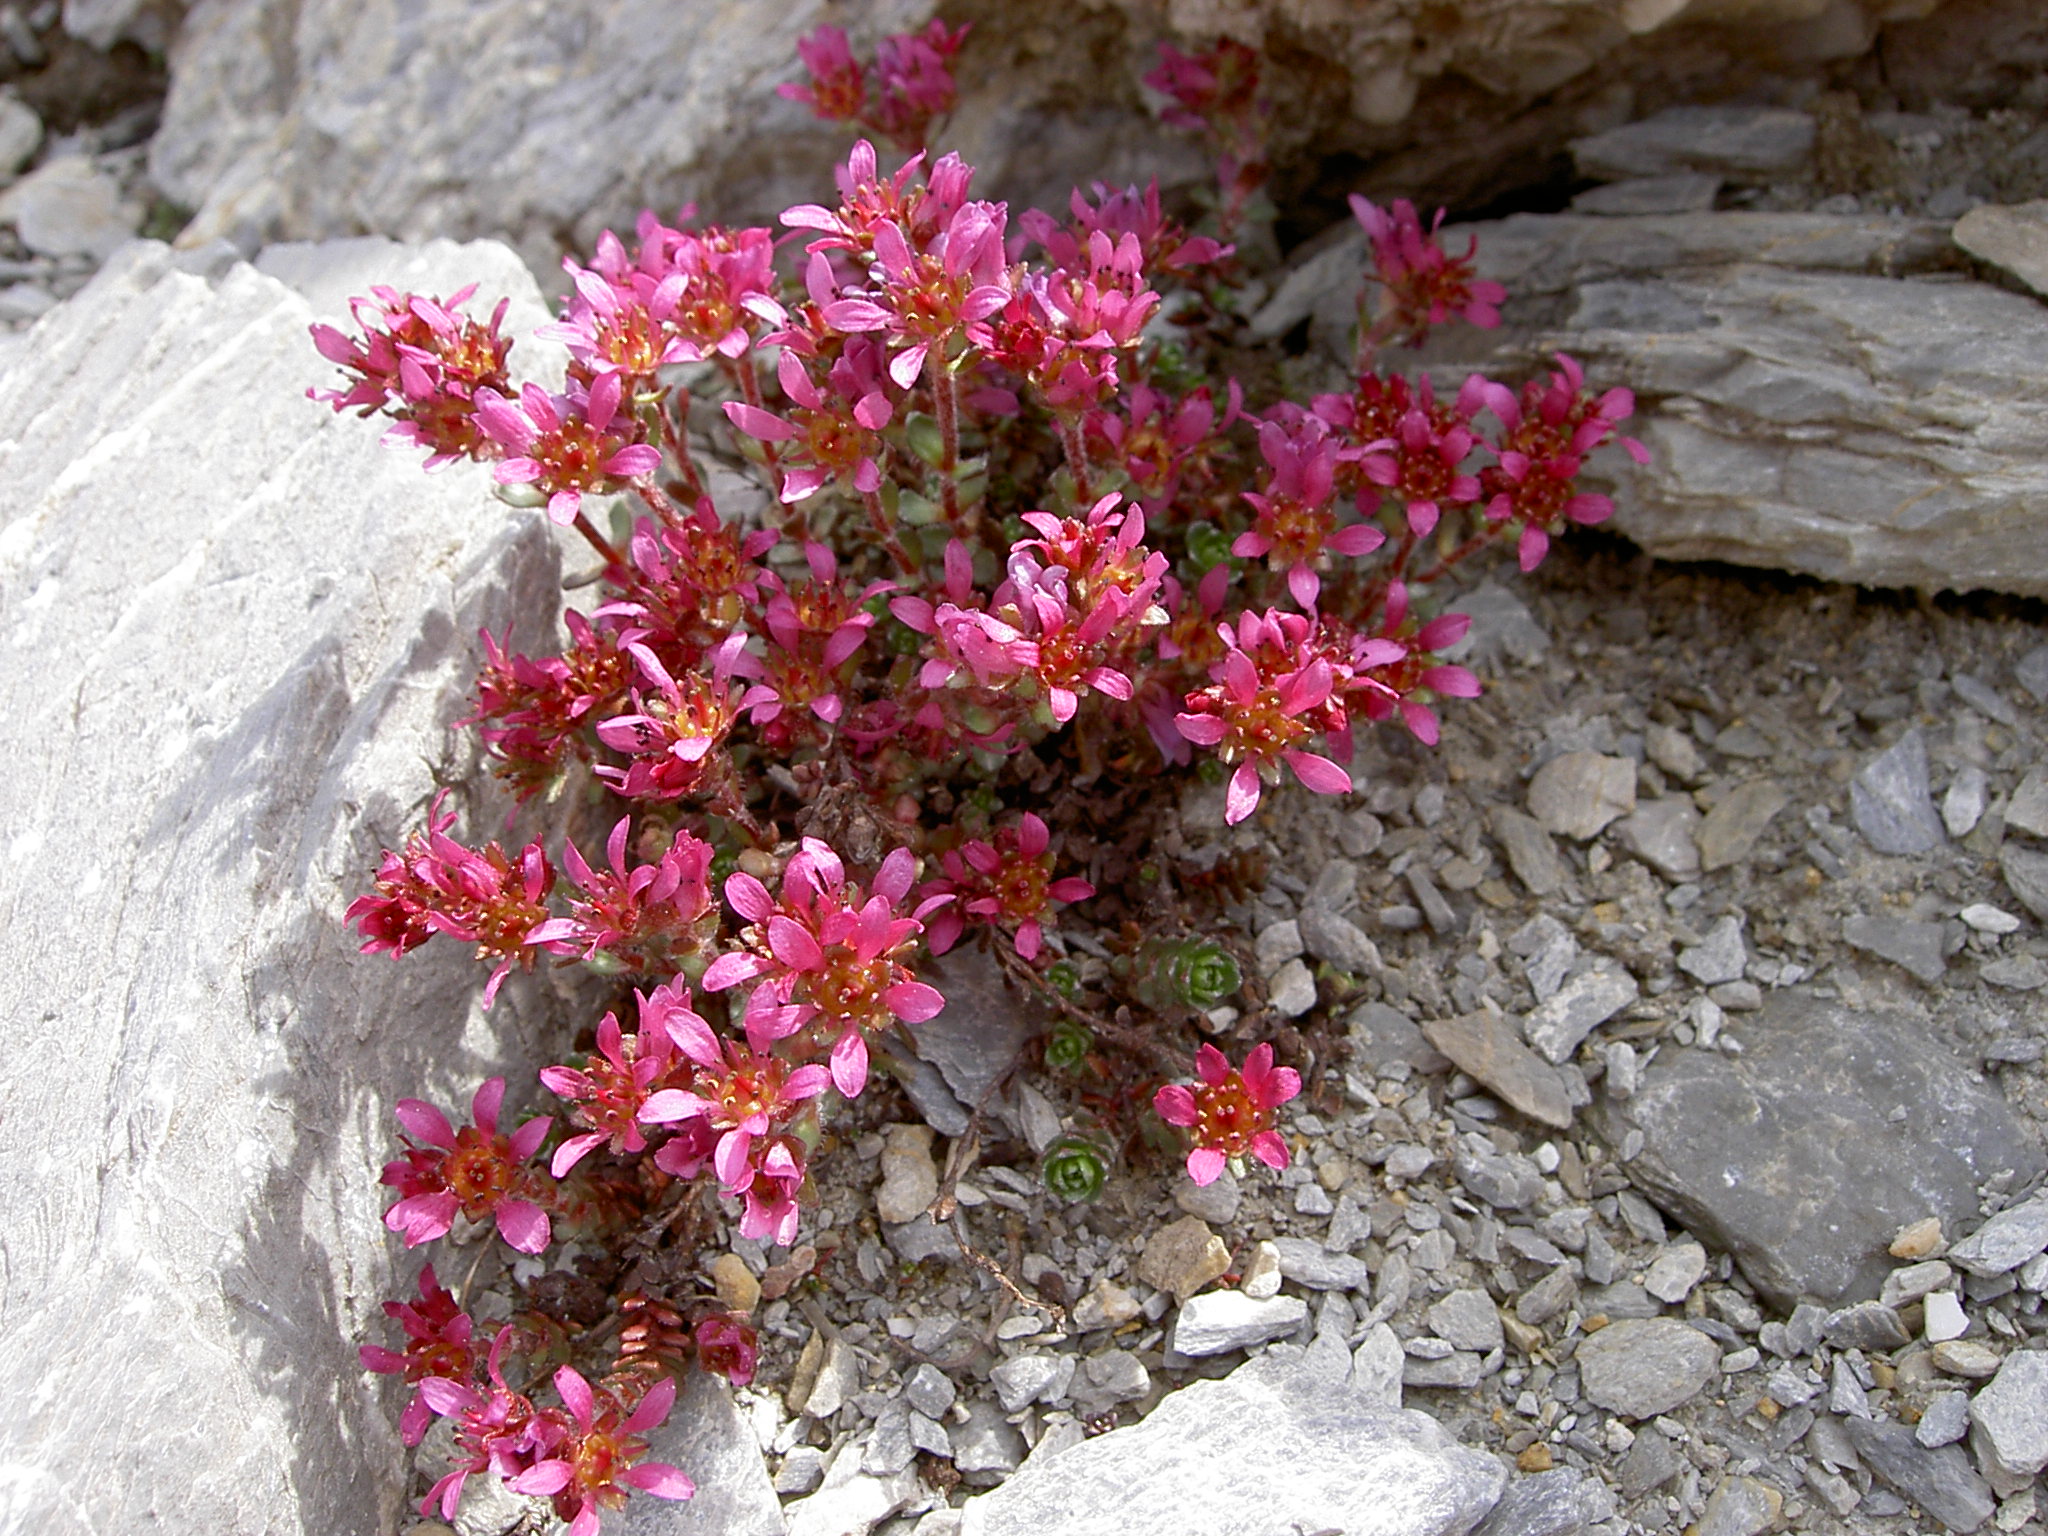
[921,812,1093,960]
[308,283,512,468]
[593,640,747,803]
[701,839,948,1098]
[819,198,1011,388]
[538,991,699,1178]
[475,372,661,526]
[1350,195,1507,345]
[1347,581,1481,746]
[1085,380,1242,516]
[509,1368,694,1536]
[528,818,718,973]
[1234,412,1385,609]
[380,1077,553,1253]
[417,1327,545,1522]
[464,610,634,800]
[1175,609,1354,825]
[637,217,786,361]
[729,542,892,737]
[1471,353,1648,570]
[779,24,867,123]
[1153,1043,1301,1185]
[696,1314,760,1386]
[637,986,832,1202]
[723,338,893,502]
[1023,179,1231,277]
[344,792,564,1006]
[1357,385,1482,540]
[359,1264,477,1446]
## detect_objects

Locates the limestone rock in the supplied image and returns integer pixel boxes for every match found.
[959,1350,1506,1536]
[1575,1319,1720,1418]
[1597,993,2046,1307]
[1954,200,2048,300]
[0,237,567,1535]
[1424,1010,1575,1129]
[0,155,144,259]
[610,1371,785,1536]
[1572,105,1815,183]
[1259,201,2048,598]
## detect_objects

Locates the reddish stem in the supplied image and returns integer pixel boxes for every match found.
[862,488,920,576]
[929,350,965,534]
[571,510,627,570]
[1055,415,1093,506]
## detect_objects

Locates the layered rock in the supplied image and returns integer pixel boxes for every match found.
[0,236,568,1534]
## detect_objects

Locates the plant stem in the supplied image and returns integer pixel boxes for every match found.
[862,487,920,576]
[571,510,626,570]
[658,387,707,502]
[1409,522,1502,586]
[1055,414,1093,505]
[929,349,965,533]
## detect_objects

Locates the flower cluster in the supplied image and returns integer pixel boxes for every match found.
[781,21,971,154]
[336,22,1649,1529]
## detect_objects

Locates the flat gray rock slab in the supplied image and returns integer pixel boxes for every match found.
[1597,992,2045,1307]
[959,1350,1507,1536]
[0,238,568,1534]
[1949,1190,2048,1276]
[1425,1011,1574,1130]
[1953,200,2048,299]
[612,1371,786,1535]
[1845,1418,1995,1533]
[1267,206,2048,598]
[1852,729,1946,856]
[1575,1319,1720,1419]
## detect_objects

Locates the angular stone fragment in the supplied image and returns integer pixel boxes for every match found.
[1596,993,2045,1306]
[1949,1191,2048,1276]
[1677,916,1746,987]
[1348,1001,1451,1076]
[2002,766,2048,839]
[1424,1012,1574,1130]
[1999,845,2048,923]
[876,1123,940,1225]
[1528,751,1636,840]
[1299,905,1382,976]
[1842,913,1947,986]
[1695,780,1790,872]
[1575,1319,1720,1418]
[1615,798,1702,881]
[1491,805,1567,896]
[1697,1475,1781,1536]
[1428,1290,1504,1354]
[1953,200,2048,301]
[1643,1241,1707,1305]
[1171,1292,1308,1357]
[906,947,1047,1128]
[1852,729,1946,855]
[1138,1216,1230,1302]
[1969,1351,2048,1478]
[1271,1237,1373,1292]
[960,1351,1505,1536]
[1522,962,1639,1064]
[1844,1419,1995,1534]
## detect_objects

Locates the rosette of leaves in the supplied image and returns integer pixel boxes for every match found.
[1131,936,1241,1013]
[1039,1134,1111,1202]
[1044,1016,1092,1072]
